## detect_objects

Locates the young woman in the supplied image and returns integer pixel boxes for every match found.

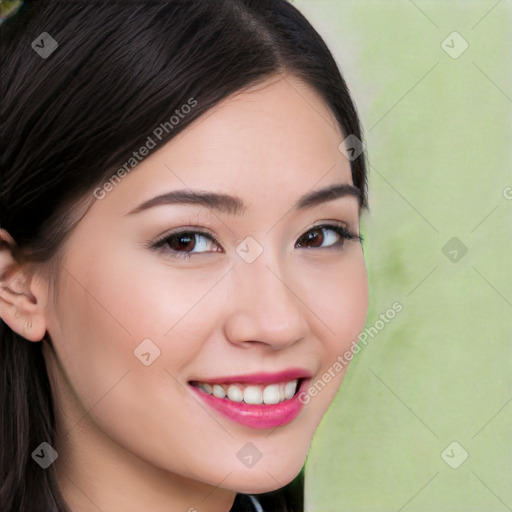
[0,1,368,510]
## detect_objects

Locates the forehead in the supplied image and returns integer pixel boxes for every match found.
[97,73,353,216]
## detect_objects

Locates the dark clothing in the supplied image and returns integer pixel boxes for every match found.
[229,494,263,512]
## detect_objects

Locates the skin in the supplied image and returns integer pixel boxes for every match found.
[0,73,368,512]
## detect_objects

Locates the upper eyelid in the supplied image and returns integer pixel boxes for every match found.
[156,220,349,237]
[302,219,350,232]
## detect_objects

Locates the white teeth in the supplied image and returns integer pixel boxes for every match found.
[195,379,300,404]
[262,384,280,404]
[244,386,263,405]
[212,384,226,398]
[227,385,244,402]
[284,380,297,400]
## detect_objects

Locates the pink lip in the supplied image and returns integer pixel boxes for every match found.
[188,369,312,430]
[193,368,312,385]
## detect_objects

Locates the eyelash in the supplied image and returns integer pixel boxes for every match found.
[147,223,362,260]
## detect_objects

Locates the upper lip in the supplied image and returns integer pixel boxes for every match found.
[189,368,312,385]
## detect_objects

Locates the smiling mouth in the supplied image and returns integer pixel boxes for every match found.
[188,370,311,429]
[189,379,302,405]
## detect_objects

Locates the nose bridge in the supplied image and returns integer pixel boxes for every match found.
[226,252,308,348]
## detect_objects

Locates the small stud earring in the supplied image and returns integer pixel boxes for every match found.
[26,321,32,329]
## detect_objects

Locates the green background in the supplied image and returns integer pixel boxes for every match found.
[293,1,512,510]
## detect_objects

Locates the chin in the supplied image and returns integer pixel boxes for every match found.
[224,454,305,495]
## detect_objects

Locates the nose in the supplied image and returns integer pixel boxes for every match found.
[223,256,310,350]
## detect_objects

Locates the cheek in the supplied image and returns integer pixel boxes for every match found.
[290,250,368,418]
[304,250,369,351]
[48,244,223,422]
[62,238,221,349]
[48,268,139,412]
[46,249,192,411]
[90,244,226,340]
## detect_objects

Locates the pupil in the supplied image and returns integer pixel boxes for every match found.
[307,229,323,247]
[173,234,195,251]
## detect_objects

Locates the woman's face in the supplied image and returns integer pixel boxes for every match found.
[43,73,368,510]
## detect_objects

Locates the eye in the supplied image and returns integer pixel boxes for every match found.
[295,223,361,250]
[148,230,222,259]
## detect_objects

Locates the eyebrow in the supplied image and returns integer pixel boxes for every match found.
[126,183,361,216]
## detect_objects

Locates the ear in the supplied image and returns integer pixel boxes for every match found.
[0,229,48,342]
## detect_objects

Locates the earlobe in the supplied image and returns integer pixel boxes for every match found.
[0,230,48,342]
[0,297,47,342]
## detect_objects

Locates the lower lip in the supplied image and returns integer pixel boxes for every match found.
[189,380,308,430]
